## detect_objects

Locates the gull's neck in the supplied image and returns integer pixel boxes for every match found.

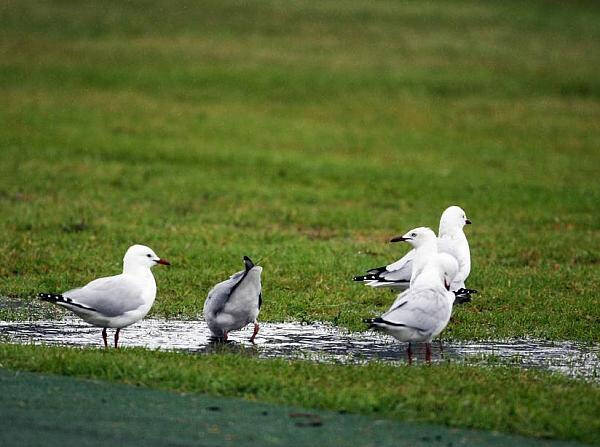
[410,238,438,283]
[411,264,444,290]
[122,262,154,278]
[438,222,464,237]
[415,238,438,257]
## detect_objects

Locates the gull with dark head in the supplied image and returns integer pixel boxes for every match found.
[203,256,263,342]
[39,244,170,348]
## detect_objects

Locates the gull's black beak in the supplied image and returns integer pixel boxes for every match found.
[243,256,255,270]
[390,236,410,243]
[444,278,450,291]
[465,219,472,225]
[156,258,171,266]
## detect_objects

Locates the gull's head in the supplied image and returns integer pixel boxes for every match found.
[440,206,471,231]
[390,227,436,248]
[437,253,459,290]
[123,244,170,270]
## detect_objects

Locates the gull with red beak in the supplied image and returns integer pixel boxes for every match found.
[39,244,170,348]
[364,252,459,363]
[354,206,475,293]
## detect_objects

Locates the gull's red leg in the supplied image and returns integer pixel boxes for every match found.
[250,322,260,343]
[406,342,413,365]
[426,343,432,363]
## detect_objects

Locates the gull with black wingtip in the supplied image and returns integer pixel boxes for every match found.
[364,252,459,363]
[354,205,476,294]
[39,244,170,348]
[203,256,263,342]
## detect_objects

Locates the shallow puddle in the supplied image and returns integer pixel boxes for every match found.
[0,317,598,382]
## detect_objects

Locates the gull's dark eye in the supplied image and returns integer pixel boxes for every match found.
[146,254,152,258]
[411,233,417,237]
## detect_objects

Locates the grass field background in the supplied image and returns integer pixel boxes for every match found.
[1,1,599,443]
[1,0,599,340]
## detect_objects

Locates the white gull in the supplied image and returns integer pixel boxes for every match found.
[364,252,459,363]
[39,244,170,348]
[354,205,473,293]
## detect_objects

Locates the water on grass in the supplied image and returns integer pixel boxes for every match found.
[1,317,598,382]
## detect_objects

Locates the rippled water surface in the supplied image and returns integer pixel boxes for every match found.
[1,317,598,382]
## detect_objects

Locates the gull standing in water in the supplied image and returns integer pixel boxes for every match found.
[364,252,458,363]
[39,244,170,348]
[354,206,474,293]
[203,256,263,342]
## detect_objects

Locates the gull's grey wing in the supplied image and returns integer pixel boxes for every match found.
[63,274,145,317]
[381,287,446,333]
[384,249,415,276]
[204,256,260,318]
[388,288,411,309]
[355,250,414,288]
[378,259,413,283]
[204,270,245,317]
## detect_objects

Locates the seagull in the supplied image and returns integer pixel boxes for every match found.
[354,206,474,293]
[364,252,458,363]
[38,244,170,348]
[389,226,438,286]
[203,256,263,343]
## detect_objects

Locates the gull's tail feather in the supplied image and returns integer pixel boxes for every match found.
[354,265,388,282]
[363,316,391,329]
[366,266,387,275]
[453,288,479,305]
[38,293,97,311]
[364,317,408,329]
[354,268,410,291]
[363,317,377,329]
[459,288,479,295]
[354,274,378,282]
[38,292,64,303]
[243,256,255,271]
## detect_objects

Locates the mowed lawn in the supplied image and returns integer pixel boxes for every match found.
[2,0,599,340]
[1,1,600,444]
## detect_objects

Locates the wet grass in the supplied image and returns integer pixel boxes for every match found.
[0,343,599,445]
[1,2,599,442]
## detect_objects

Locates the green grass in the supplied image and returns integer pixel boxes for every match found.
[1,2,600,443]
[0,343,598,445]
[1,0,599,340]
